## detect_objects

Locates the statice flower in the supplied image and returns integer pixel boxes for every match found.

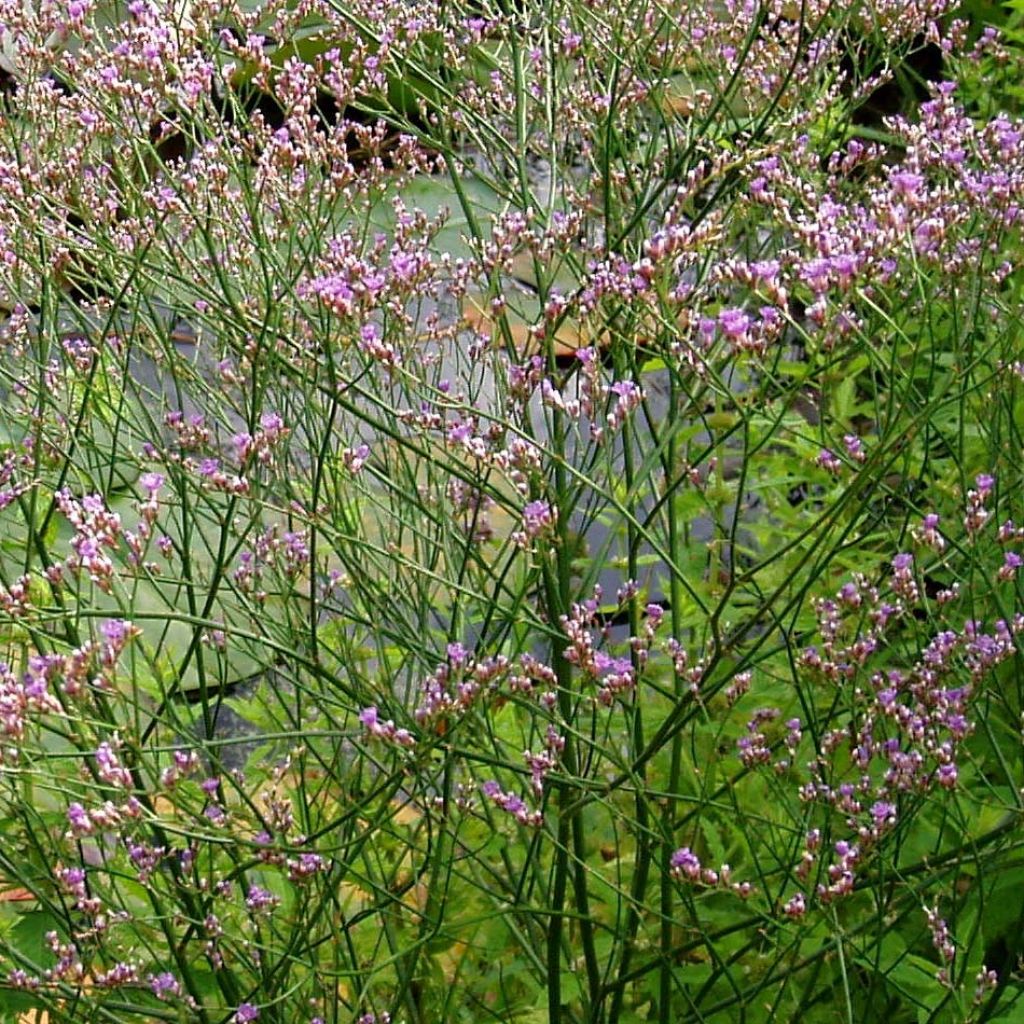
[287,853,326,883]
[783,892,807,919]
[513,499,557,548]
[57,490,123,593]
[138,471,164,497]
[914,513,946,552]
[816,448,842,474]
[480,780,543,827]
[964,474,994,535]
[925,906,956,985]
[245,885,279,914]
[94,961,140,988]
[342,444,371,474]
[67,803,94,837]
[604,379,644,435]
[359,706,415,748]
[998,551,1022,581]
[95,740,133,789]
[890,553,919,602]
[150,972,181,1000]
[669,846,701,881]
[842,434,866,463]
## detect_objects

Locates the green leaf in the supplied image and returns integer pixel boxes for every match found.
[7,909,61,972]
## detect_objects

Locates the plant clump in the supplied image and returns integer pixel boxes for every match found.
[0,1,1021,1022]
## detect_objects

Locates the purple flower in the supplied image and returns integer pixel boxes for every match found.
[842,434,866,463]
[718,307,752,340]
[870,801,897,825]
[784,892,807,918]
[260,411,284,434]
[389,249,418,281]
[670,846,702,880]
[519,499,556,542]
[139,472,164,497]
[287,852,325,882]
[245,885,277,912]
[816,448,842,474]
[234,1004,260,1023]
[447,642,468,665]
[892,553,913,572]
[61,866,86,887]
[95,741,132,788]
[890,170,924,198]
[150,972,181,1000]
[999,551,1023,581]
[67,803,93,836]
[342,444,370,473]
[233,433,254,461]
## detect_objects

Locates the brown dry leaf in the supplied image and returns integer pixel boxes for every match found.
[0,887,36,902]
[391,800,421,826]
[401,881,430,914]
[661,92,698,118]
[461,296,589,359]
[436,938,471,983]
[17,974,94,1023]
[659,74,705,118]
[150,794,178,818]
[338,882,372,913]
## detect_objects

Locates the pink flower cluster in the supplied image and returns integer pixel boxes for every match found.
[56,490,123,592]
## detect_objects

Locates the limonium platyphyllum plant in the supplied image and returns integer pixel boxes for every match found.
[0,0,1022,1021]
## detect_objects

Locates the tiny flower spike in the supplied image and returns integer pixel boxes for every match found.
[56,490,122,592]
[998,551,1022,581]
[669,847,702,881]
[359,706,415,747]
[784,892,807,919]
[513,498,557,548]
[816,448,842,474]
[150,972,181,1000]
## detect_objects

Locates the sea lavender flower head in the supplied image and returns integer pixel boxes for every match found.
[139,472,164,497]
[670,847,702,880]
[150,972,181,1000]
[890,170,925,200]
[514,499,557,547]
[870,801,897,826]
[842,434,866,463]
[816,449,842,474]
[999,551,1023,581]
